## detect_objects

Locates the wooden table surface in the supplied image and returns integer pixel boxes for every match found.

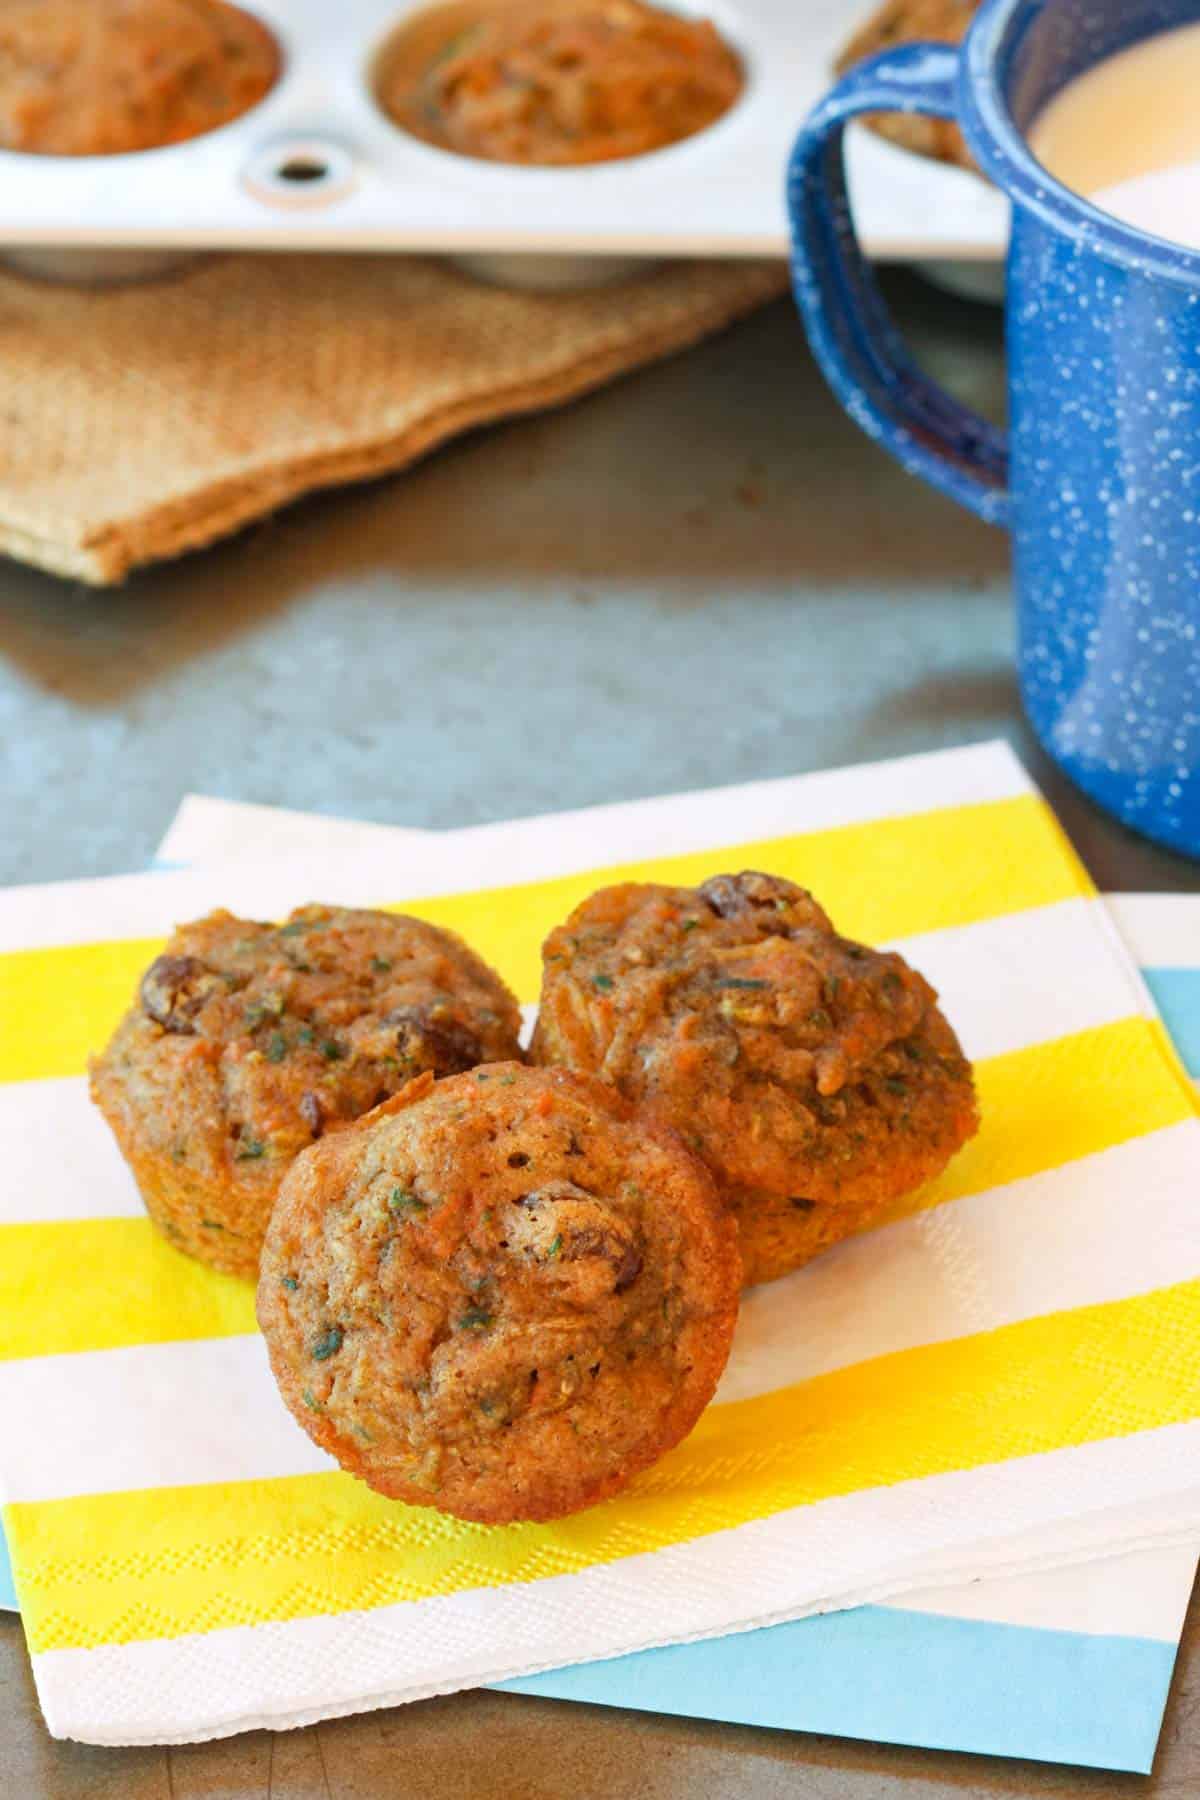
[1,274,1196,1795]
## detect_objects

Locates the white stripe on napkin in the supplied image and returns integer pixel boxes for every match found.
[0,1078,144,1223]
[1107,894,1200,968]
[156,797,433,867]
[894,1542,1198,1638]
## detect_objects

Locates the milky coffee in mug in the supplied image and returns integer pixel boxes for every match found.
[1029,21,1200,250]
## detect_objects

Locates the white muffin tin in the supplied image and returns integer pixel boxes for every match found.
[0,0,1009,265]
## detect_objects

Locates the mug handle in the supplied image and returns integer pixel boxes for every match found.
[787,43,1011,527]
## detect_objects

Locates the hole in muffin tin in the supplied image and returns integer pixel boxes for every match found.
[243,138,356,208]
[278,155,329,184]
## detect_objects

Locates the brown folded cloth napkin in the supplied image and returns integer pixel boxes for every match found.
[0,253,786,584]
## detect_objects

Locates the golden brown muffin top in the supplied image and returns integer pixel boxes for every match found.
[0,0,280,156]
[833,0,981,174]
[376,0,742,166]
[93,904,521,1178]
[531,872,977,1204]
[258,1062,741,1523]
[836,0,979,73]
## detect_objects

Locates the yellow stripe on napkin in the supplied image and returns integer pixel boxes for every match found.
[0,1219,257,1357]
[0,794,1085,1086]
[0,936,163,1088]
[11,1276,1198,1653]
[0,1017,1187,1362]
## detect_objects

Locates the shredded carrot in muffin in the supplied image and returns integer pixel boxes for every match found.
[379,0,742,165]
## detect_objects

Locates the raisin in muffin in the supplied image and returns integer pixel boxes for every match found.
[0,0,280,156]
[531,872,978,1286]
[90,905,522,1279]
[835,0,981,173]
[258,1063,741,1523]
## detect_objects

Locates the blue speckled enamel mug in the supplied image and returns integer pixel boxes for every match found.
[788,0,1200,859]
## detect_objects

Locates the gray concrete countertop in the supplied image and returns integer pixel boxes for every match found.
[0,270,1196,1797]
[3,274,1195,893]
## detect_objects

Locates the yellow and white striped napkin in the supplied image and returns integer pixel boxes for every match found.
[2,740,1199,1745]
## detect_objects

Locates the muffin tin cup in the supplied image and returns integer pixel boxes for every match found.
[450,251,658,290]
[1,247,207,287]
[0,1,1010,287]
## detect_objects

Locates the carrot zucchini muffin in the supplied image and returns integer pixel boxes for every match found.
[532,872,978,1286]
[376,0,742,166]
[258,1063,741,1523]
[90,906,522,1279]
[0,0,280,156]
[835,0,981,173]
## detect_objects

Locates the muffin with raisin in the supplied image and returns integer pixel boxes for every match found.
[0,0,280,157]
[258,1062,741,1523]
[531,872,978,1286]
[90,905,522,1279]
[835,0,981,173]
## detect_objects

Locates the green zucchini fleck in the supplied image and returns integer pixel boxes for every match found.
[311,1325,344,1362]
[244,992,284,1028]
